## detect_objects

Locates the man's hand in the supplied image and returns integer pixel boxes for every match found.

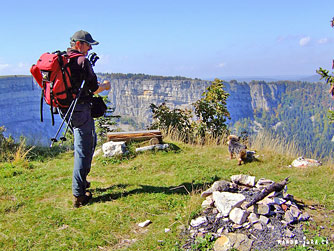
[94,80,111,94]
[102,80,111,90]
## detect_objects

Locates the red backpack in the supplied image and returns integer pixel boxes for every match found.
[30,51,82,125]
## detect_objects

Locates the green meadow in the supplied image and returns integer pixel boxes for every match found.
[0,137,333,250]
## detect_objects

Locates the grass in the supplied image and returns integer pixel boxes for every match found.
[0,135,334,250]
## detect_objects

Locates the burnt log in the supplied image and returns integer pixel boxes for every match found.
[244,177,289,209]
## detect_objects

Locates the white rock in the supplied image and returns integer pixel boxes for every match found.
[253,222,263,231]
[213,191,246,217]
[273,204,284,213]
[102,141,127,157]
[291,156,322,168]
[154,144,169,150]
[201,195,214,209]
[201,180,235,197]
[190,216,207,227]
[135,144,169,152]
[232,224,243,229]
[217,227,224,235]
[298,212,310,221]
[201,200,211,209]
[189,229,197,238]
[198,228,207,234]
[255,178,274,189]
[136,145,155,152]
[248,213,260,224]
[229,208,249,225]
[267,223,275,230]
[273,197,286,205]
[259,215,269,225]
[248,203,270,215]
[260,197,275,206]
[284,210,296,224]
[231,174,256,187]
[289,205,301,218]
[214,233,253,251]
[138,220,152,228]
[285,200,292,206]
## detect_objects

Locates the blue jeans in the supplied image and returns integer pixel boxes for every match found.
[69,104,97,197]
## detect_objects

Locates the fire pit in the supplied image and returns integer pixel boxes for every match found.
[181,175,312,250]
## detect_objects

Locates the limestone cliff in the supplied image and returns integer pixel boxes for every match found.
[0,75,303,145]
[107,78,288,127]
[108,79,211,126]
[0,76,61,145]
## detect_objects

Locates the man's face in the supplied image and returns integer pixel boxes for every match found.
[77,41,92,56]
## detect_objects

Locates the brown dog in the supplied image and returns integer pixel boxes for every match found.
[228,135,247,165]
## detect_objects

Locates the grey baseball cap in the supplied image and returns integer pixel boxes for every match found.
[71,30,99,45]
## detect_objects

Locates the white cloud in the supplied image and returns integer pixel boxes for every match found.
[18,62,25,68]
[217,62,226,68]
[318,38,328,44]
[0,62,30,75]
[276,35,301,43]
[0,63,9,71]
[299,36,311,46]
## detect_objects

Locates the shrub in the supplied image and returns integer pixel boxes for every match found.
[0,127,35,164]
[193,78,230,139]
[0,126,18,162]
[149,78,230,144]
[150,103,193,142]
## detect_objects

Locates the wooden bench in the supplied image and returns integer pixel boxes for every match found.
[107,130,163,144]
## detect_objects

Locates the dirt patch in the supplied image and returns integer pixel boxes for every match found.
[305,204,334,242]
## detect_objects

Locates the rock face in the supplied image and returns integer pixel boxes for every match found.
[0,76,61,145]
[108,79,209,127]
[107,78,289,127]
[0,75,310,144]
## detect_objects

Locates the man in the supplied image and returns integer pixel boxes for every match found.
[65,30,110,208]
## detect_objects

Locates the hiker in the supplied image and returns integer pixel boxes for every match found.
[64,30,111,208]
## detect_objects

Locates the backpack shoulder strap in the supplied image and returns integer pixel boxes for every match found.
[67,52,84,59]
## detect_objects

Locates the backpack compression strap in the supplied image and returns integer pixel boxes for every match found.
[48,51,83,126]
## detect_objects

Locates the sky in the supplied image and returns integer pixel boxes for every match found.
[1,0,334,79]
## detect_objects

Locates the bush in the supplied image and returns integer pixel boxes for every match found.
[149,78,230,144]
[0,126,65,163]
[0,126,19,162]
[149,103,193,142]
[193,78,230,139]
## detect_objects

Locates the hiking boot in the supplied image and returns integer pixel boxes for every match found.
[73,192,92,208]
[73,196,86,208]
[85,191,92,200]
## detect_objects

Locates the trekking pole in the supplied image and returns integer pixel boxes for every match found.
[59,80,86,145]
[49,52,99,147]
[49,100,76,147]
